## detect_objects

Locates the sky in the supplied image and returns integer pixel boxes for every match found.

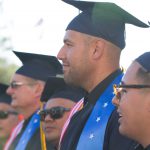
[0,0,150,69]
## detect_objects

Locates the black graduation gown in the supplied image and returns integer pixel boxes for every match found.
[60,69,137,150]
[8,115,54,150]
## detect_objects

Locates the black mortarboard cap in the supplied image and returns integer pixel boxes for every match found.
[41,75,85,102]
[135,52,150,73]
[13,51,63,81]
[0,83,11,104]
[63,0,149,50]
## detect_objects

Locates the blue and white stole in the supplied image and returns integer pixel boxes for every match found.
[15,112,40,150]
[76,73,123,150]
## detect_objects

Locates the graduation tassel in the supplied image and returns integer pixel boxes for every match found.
[40,101,47,150]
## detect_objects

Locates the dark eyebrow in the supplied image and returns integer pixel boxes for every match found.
[63,38,74,44]
[63,39,69,43]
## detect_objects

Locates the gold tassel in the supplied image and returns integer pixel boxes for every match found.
[40,102,47,150]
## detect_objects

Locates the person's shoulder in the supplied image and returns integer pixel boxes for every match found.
[146,145,150,150]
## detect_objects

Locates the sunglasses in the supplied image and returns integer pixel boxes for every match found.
[0,110,18,119]
[113,84,150,100]
[10,81,35,89]
[39,106,70,121]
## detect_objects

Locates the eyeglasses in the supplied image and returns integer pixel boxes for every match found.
[10,81,35,89]
[38,106,70,121]
[0,110,18,119]
[113,84,150,100]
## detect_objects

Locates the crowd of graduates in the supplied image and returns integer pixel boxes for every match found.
[0,0,150,150]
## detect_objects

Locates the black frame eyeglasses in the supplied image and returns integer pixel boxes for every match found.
[113,84,150,100]
[0,110,18,119]
[38,106,70,121]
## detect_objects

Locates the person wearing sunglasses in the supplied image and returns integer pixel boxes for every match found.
[6,51,62,150]
[0,83,21,150]
[112,52,150,150]
[39,75,85,149]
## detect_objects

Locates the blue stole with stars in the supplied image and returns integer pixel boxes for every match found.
[76,74,123,150]
[15,112,40,150]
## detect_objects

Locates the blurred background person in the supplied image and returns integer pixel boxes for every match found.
[0,83,21,150]
[6,51,62,150]
[39,75,85,149]
[113,52,150,150]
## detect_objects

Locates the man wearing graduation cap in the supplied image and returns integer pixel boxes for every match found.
[0,83,20,150]
[113,52,150,150]
[57,0,149,150]
[39,75,85,149]
[6,51,62,150]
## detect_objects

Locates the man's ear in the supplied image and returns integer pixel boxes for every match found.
[34,82,45,97]
[92,39,105,60]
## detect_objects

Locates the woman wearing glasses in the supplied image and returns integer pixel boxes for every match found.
[112,52,150,150]
[0,83,22,150]
[39,76,85,149]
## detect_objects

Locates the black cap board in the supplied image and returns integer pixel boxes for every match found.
[41,75,85,103]
[13,51,63,81]
[63,0,149,50]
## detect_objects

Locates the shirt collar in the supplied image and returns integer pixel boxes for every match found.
[135,144,150,150]
[84,69,122,105]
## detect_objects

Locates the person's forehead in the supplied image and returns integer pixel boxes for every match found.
[46,98,73,109]
[64,30,86,41]
[122,62,140,84]
[11,73,31,81]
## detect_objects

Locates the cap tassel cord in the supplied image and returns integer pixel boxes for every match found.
[40,102,47,150]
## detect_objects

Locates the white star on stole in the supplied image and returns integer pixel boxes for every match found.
[96,117,101,122]
[103,102,108,108]
[28,128,31,133]
[34,119,38,123]
[22,140,25,144]
[89,134,94,139]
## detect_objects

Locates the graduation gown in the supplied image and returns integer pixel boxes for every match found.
[60,69,137,150]
[8,114,54,150]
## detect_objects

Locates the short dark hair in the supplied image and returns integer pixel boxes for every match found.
[136,67,150,85]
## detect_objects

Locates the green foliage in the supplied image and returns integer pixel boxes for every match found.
[0,57,18,84]
[0,137,7,150]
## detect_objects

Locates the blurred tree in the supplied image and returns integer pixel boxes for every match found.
[0,137,7,150]
[0,0,13,52]
[0,57,18,84]
[0,36,13,51]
